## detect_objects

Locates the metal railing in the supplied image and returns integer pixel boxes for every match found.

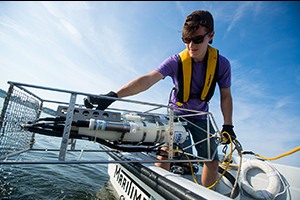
[0,81,221,165]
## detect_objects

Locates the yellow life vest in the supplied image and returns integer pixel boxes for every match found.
[176,46,219,105]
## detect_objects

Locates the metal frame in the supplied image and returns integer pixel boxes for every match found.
[0,81,221,165]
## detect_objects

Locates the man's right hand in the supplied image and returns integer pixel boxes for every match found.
[84,91,118,110]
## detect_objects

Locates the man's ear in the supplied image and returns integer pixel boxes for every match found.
[209,31,215,42]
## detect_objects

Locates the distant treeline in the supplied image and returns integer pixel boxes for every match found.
[0,88,6,98]
[42,107,57,116]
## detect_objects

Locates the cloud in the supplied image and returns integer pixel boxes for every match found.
[225,2,263,34]
[60,19,82,41]
[0,16,31,38]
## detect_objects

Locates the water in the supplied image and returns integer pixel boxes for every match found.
[0,97,118,200]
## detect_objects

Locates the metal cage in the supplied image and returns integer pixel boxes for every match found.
[0,81,220,165]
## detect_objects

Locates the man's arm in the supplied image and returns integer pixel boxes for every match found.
[83,70,163,110]
[220,87,233,125]
[116,70,164,98]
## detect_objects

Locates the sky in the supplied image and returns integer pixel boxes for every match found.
[0,1,300,167]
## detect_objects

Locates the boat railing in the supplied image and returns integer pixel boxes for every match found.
[0,81,221,165]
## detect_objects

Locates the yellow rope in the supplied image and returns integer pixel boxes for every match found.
[168,131,299,194]
[173,131,235,189]
[254,145,300,161]
[207,131,234,189]
[185,154,200,184]
[171,149,199,184]
[180,130,300,191]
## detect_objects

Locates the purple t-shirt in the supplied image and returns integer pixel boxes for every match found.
[156,51,231,118]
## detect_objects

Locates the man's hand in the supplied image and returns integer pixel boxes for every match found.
[221,125,236,144]
[84,91,118,110]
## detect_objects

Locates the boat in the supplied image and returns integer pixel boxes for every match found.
[0,81,299,200]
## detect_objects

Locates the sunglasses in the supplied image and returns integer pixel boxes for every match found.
[182,32,211,44]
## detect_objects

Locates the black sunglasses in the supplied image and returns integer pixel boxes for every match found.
[182,32,211,44]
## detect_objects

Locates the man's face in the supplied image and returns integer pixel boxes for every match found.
[183,27,214,62]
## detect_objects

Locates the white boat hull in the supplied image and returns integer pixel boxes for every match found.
[107,150,300,200]
[107,150,237,200]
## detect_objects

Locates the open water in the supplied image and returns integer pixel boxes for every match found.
[0,97,118,200]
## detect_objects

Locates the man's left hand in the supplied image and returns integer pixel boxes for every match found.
[221,125,236,144]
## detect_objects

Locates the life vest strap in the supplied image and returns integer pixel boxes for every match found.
[201,46,218,101]
[178,49,192,103]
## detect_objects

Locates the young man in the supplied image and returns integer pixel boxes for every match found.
[84,10,236,188]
